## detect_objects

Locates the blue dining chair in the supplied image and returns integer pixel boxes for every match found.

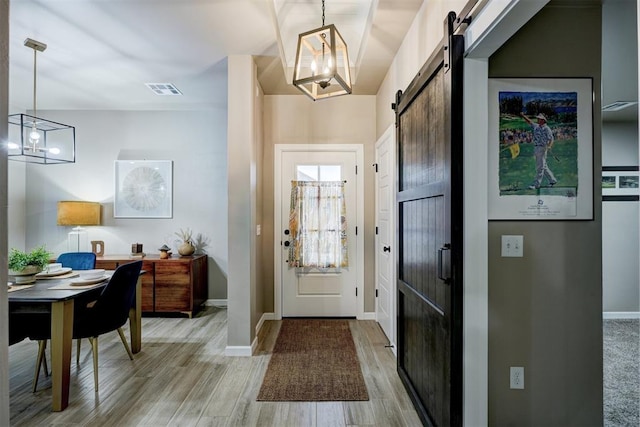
[31,261,143,392]
[56,252,96,270]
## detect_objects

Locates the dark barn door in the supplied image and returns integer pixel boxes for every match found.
[394,14,464,427]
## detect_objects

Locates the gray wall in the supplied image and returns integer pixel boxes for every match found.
[603,201,639,312]
[226,55,259,348]
[602,0,638,107]
[601,0,638,314]
[603,122,639,166]
[488,3,603,426]
[602,122,639,313]
[10,107,229,301]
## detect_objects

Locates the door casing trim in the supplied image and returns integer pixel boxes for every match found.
[374,124,397,351]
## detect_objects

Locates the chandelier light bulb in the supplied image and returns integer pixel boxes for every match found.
[28,125,41,145]
[49,147,61,155]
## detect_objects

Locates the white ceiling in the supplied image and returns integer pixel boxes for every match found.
[9,0,638,123]
[8,0,423,112]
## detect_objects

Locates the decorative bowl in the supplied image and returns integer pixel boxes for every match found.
[78,269,105,280]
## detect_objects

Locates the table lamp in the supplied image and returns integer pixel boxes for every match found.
[57,201,101,252]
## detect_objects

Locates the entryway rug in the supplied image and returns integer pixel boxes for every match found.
[257,318,369,401]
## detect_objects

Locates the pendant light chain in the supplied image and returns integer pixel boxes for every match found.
[321,0,329,84]
[32,47,37,119]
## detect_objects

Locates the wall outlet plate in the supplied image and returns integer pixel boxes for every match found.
[510,366,524,389]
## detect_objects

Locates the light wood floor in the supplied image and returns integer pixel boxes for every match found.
[8,307,422,426]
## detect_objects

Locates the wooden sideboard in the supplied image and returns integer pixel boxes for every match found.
[94,254,207,317]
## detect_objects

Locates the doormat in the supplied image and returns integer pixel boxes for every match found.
[257,318,369,401]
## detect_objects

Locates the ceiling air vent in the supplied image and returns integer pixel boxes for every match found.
[145,83,182,96]
[602,101,637,112]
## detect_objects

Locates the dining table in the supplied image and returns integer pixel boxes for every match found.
[7,269,143,412]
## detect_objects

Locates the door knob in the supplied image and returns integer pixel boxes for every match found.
[284,229,290,235]
[284,241,291,247]
[383,246,391,252]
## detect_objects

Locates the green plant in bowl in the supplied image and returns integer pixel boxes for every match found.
[8,245,52,273]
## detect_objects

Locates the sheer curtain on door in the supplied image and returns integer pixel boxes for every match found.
[288,181,348,269]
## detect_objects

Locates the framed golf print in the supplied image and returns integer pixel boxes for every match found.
[114,160,173,218]
[488,78,593,220]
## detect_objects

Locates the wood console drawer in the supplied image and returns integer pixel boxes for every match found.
[95,260,119,270]
[155,262,190,312]
[95,254,207,317]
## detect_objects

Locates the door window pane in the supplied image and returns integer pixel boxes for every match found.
[297,165,341,182]
[297,165,318,181]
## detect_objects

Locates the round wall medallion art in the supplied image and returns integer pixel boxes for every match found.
[122,166,167,211]
[114,160,173,218]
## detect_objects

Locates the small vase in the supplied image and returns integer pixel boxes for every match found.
[178,242,195,256]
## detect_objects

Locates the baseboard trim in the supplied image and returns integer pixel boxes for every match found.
[225,345,252,357]
[225,313,276,357]
[206,299,228,307]
[256,312,275,335]
[603,311,640,319]
[251,336,258,355]
[361,312,376,320]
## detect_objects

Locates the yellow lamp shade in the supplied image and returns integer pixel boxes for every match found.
[57,201,101,226]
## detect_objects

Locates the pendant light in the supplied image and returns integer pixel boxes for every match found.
[7,38,75,164]
[292,0,352,100]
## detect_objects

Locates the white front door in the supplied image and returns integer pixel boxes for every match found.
[375,126,395,347]
[279,149,359,317]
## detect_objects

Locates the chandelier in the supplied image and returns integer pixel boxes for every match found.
[7,38,75,164]
[292,0,352,100]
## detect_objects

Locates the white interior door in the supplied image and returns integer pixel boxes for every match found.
[280,150,358,317]
[375,126,395,347]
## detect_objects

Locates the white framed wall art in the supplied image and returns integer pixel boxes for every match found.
[114,160,173,218]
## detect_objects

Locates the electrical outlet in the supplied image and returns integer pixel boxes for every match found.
[510,366,524,389]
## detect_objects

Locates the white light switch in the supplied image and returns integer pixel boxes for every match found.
[256,224,261,236]
[501,235,523,257]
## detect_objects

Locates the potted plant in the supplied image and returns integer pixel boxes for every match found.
[174,228,195,256]
[8,245,52,283]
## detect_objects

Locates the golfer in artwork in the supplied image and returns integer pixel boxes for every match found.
[520,112,557,189]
